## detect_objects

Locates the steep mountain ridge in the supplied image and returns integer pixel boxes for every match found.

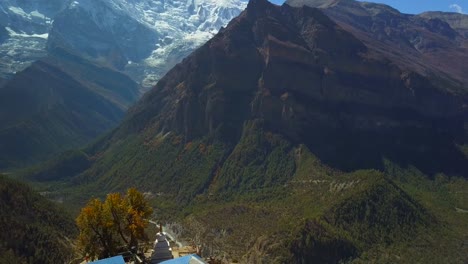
[419,11,468,38]
[0,50,140,170]
[47,0,159,70]
[114,0,467,177]
[286,0,468,89]
[51,0,248,87]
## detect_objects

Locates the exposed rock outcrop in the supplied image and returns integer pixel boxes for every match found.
[121,0,467,176]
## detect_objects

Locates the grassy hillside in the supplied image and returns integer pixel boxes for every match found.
[20,149,91,182]
[21,128,468,263]
[0,175,77,264]
[177,155,467,263]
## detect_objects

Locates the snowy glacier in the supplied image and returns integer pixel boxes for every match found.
[0,0,248,87]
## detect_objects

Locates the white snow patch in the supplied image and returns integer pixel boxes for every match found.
[7,6,52,22]
[194,0,241,9]
[30,10,46,19]
[184,30,213,44]
[8,6,29,18]
[5,27,48,39]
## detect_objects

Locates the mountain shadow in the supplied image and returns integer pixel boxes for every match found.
[0,49,140,170]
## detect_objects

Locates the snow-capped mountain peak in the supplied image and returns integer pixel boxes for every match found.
[1,0,248,86]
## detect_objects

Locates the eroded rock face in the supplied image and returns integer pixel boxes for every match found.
[0,0,67,79]
[46,0,248,87]
[124,0,467,176]
[0,0,66,34]
[419,11,468,38]
[47,0,158,70]
[286,0,468,89]
[0,26,8,43]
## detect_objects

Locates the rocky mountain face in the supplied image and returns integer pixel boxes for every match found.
[0,0,67,79]
[419,11,468,38]
[0,23,10,43]
[286,0,468,89]
[1,0,247,87]
[49,0,248,87]
[119,0,467,177]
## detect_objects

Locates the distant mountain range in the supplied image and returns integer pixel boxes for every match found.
[1,0,247,87]
[7,0,468,262]
[0,49,140,169]
[0,0,247,169]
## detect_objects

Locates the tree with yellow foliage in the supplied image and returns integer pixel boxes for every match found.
[76,188,153,259]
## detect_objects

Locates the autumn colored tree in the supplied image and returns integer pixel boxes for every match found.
[76,188,153,259]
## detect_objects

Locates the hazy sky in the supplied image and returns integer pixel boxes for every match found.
[268,0,468,15]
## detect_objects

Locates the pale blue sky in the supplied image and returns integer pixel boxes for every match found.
[268,0,468,15]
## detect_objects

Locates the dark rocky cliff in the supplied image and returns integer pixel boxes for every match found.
[118,0,467,176]
[287,0,468,89]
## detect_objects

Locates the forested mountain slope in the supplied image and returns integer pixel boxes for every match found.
[22,0,468,262]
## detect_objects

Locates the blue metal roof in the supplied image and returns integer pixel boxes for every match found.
[159,254,206,264]
[89,255,126,264]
